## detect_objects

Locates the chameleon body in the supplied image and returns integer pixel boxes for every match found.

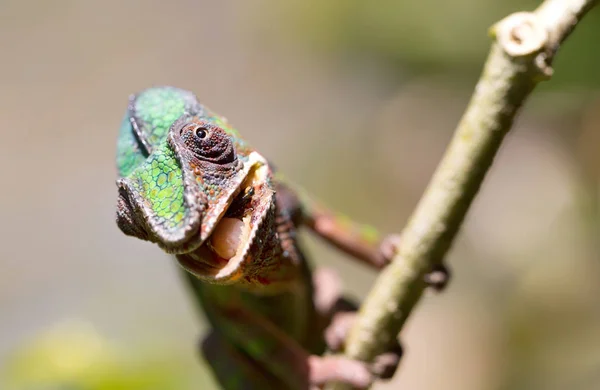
[115,87,420,389]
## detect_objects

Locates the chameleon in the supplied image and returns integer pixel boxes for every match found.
[114,86,448,389]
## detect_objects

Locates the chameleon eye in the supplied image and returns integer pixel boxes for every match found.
[179,120,236,164]
[195,127,208,139]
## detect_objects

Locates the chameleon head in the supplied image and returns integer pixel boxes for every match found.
[115,89,278,285]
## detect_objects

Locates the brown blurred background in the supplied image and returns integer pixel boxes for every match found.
[1,1,600,389]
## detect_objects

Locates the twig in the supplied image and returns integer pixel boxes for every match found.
[326,0,598,388]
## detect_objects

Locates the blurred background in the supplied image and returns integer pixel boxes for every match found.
[1,1,599,389]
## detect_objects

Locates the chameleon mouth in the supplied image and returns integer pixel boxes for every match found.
[176,161,275,284]
[115,141,267,255]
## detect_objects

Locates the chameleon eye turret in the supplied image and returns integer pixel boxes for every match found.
[179,120,237,164]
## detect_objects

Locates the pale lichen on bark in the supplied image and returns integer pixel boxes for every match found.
[325,0,598,388]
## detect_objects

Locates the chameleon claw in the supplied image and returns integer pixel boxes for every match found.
[324,311,403,383]
[424,263,451,292]
[379,234,402,266]
[312,267,343,316]
[308,355,373,389]
[370,341,403,380]
[324,311,355,352]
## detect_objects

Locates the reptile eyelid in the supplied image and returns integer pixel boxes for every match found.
[180,123,194,135]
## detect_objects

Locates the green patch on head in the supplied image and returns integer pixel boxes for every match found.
[116,114,147,177]
[132,87,203,150]
[117,87,200,178]
[127,143,188,232]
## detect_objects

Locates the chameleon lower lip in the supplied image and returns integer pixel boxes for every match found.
[178,246,228,277]
[116,187,149,240]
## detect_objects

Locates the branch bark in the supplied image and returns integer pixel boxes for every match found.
[326,0,598,388]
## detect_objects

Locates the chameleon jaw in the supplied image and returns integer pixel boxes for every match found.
[176,160,276,284]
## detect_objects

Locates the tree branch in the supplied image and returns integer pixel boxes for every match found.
[326,0,598,388]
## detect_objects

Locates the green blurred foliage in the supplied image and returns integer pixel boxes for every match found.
[271,0,600,87]
[2,321,207,390]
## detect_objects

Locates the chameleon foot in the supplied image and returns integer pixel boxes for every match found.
[308,355,374,389]
[424,263,451,292]
[323,311,355,352]
[312,267,343,316]
[324,311,402,382]
[379,234,402,266]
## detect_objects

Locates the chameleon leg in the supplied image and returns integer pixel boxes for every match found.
[275,181,391,270]
[302,195,451,290]
[323,310,403,379]
[214,304,378,390]
[312,267,345,317]
[312,269,403,382]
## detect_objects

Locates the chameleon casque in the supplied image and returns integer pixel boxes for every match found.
[115,87,447,389]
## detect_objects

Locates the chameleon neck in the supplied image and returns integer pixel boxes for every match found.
[179,260,319,353]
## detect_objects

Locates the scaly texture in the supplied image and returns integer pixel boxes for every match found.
[133,87,201,149]
[127,143,187,231]
[116,113,146,177]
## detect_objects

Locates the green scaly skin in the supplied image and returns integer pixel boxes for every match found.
[115,87,413,389]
